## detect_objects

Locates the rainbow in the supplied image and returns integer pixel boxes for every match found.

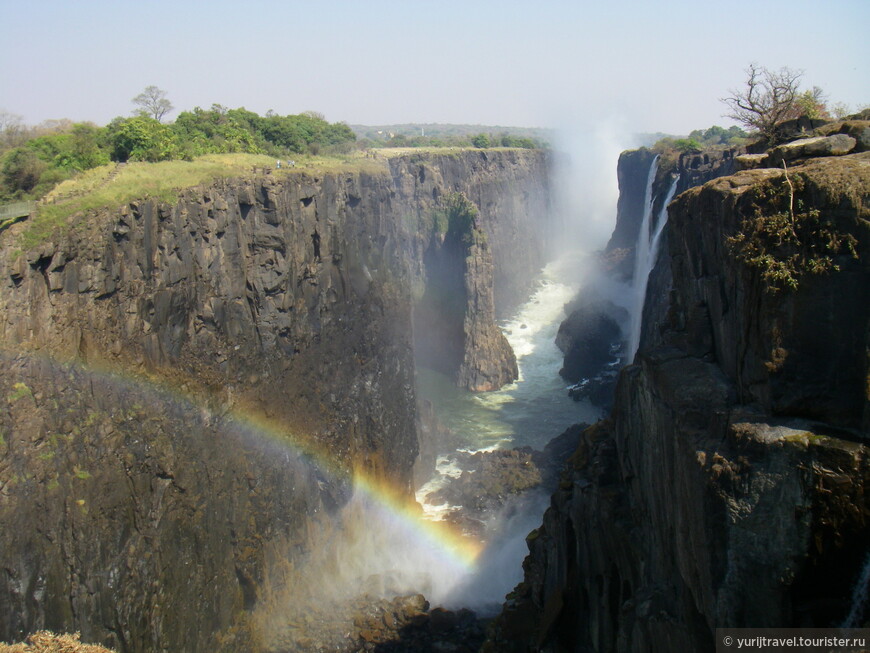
[4,350,483,574]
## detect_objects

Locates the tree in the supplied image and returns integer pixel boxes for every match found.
[0,111,25,149]
[1,148,47,196]
[721,64,804,141]
[132,85,174,122]
[794,86,831,120]
[108,116,178,162]
[471,133,491,148]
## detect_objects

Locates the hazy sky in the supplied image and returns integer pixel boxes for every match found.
[2,0,868,136]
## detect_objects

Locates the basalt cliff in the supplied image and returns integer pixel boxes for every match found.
[489,122,870,651]
[0,149,551,651]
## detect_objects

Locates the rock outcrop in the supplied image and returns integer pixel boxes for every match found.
[0,149,551,651]
[413,193,518,392]
[488,148,869,651]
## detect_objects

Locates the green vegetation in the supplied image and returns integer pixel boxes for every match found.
[727,171,859,293]
[0,104,359,204]
[0,94,546,250]
[14,152,385,250]
[652,124,748,154]
[351,123,549,150]
[444,192,481,246]
[7,382,32,402]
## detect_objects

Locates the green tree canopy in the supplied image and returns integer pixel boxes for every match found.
[107,116,178,162]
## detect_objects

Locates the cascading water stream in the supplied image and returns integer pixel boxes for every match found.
[842,552,870,627]
[625,156,658,360]
[627,162,679,361]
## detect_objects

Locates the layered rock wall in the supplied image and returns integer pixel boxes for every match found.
[388,150,552,318]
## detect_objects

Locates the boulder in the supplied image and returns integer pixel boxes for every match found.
[735,152,770,170]
[768,133,856,165]
[817,119,870,153]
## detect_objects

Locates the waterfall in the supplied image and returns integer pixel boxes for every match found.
[625,156,658,361]
[626,165,679,362]
[842,552,870,628]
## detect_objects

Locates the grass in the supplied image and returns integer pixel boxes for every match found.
[14,152,395,251]
[6,382,32,402]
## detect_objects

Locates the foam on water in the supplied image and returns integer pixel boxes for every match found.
[416,253,604,456]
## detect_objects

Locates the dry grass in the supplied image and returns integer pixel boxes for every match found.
[0,631,115,653]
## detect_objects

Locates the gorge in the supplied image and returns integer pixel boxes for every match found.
[1,116,869,653]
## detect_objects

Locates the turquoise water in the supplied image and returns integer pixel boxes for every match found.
[416,253,604,454]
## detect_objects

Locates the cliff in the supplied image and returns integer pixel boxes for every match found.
[556,145,738,397]
[489,141,869,651]
[0,149,551,651]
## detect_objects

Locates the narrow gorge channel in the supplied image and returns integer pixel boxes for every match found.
[414,254,605,608]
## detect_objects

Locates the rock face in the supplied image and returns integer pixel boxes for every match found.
[388,150,552,318]
[0,150,551,651]
[487,151,870,652]
[604,149,660,253]
[413,193,518,391]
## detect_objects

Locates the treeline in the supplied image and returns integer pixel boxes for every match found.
[0,107,357,201]
[353,121,552,147]
[357,130,545,150]
[652,124,749,153]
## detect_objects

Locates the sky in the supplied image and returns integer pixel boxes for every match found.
[2,0,868,137]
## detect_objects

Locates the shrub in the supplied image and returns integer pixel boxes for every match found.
[727,171,858,292]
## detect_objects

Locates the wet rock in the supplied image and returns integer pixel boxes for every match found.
[266,594,486,653]
[425,448,543,526]
[556,302,624,384]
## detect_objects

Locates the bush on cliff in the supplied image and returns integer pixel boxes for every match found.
[0,631,116,653]
[727,171,859,292]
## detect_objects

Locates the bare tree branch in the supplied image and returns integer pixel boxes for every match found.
[721,64,804,141]
[132,86,174,122]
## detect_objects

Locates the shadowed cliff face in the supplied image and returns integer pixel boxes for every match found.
[0,150,552,651]
[488,151,869,652]
[2,170,420,483]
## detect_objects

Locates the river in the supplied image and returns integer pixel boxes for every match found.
[412,251,605,612]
